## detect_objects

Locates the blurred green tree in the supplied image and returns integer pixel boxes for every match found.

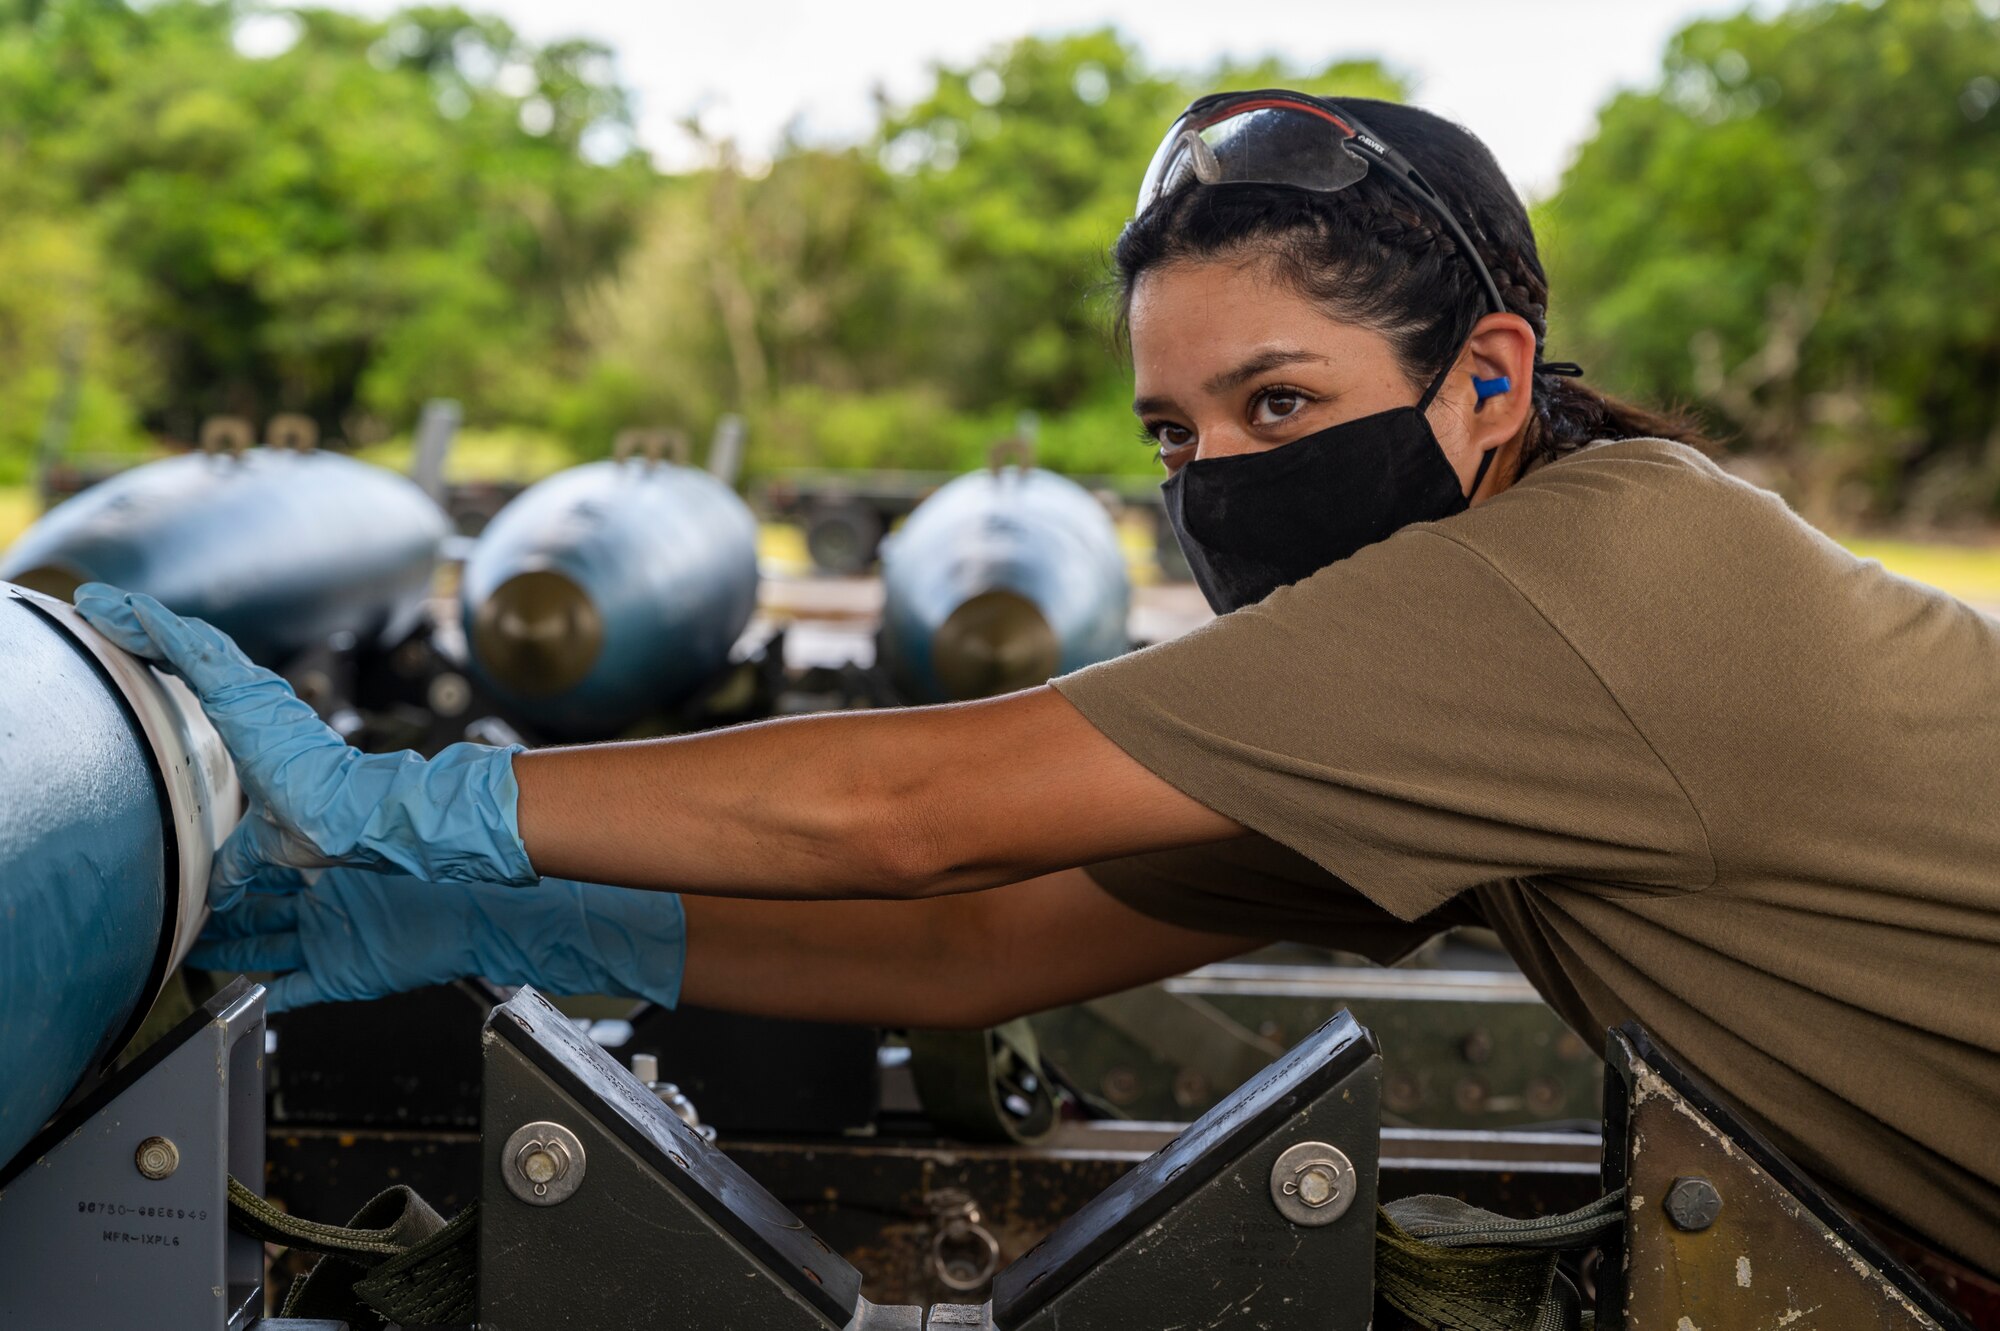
[1545,0,2000,521]
[0,0,649,456]
[5,1,1990,518]
[566,29,1406,475]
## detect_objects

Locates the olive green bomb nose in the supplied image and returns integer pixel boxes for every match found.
[471,568,604,698]
[6,564,85,602]
[932,589,1061,701]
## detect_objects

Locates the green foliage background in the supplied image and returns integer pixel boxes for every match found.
[1,0,1995,522]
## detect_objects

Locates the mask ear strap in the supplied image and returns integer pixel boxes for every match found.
[1466,443,1500,499]
[1422,340,1499,497]
[1417,356,1455,412]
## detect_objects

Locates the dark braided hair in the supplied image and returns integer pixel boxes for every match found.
[1114,98,1701,473]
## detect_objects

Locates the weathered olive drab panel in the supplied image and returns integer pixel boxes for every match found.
[1605,1028,1965,1330]
[479,987,863,1330]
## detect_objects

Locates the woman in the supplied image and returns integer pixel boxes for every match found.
[75,93,2000,1279]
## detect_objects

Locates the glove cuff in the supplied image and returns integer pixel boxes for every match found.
[576,883,688,1009]
[356,743,538,887]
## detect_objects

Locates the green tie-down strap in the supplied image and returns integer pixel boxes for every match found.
[1375,1188,1627,1331]
[222,1171,1622,1331]
[227,1176,479,1331]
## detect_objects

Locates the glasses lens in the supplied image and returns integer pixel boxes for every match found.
[1138,102,1369,213]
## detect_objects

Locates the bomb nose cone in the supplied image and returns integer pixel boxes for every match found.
[7,564,84,601]
[932,589,1061,701]
[471,568,604,697]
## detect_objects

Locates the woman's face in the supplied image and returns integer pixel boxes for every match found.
[1128,256,1506,494]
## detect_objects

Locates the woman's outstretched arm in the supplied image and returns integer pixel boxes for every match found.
[516,685,1242,901]
[71,586,1236,906]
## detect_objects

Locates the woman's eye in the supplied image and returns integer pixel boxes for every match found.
[1250,388,1310,426]
[1143,422,1194,451]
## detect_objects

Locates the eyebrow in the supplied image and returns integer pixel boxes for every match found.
[1132,346,1332,417]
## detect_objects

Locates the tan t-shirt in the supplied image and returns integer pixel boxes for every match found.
[1053,438,2000,1273]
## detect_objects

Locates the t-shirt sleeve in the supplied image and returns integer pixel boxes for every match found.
[1053,528,1714,922]
[1083,835,1481,965]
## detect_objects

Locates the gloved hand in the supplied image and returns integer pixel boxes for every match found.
[73,584,536,907]
[188,868,687,1014]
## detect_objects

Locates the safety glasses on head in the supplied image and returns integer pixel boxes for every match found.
[1136,90,1507,317]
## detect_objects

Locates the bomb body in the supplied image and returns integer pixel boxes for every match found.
[1,448,448,665]
[880,467,1131,703]
[0,589,239,1173]
[460,459,761,739]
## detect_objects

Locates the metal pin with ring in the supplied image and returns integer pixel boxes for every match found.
[502,1120,587,1206]
[1269,1141,1357,1227]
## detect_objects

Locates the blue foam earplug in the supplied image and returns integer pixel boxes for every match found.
[1472,375,1511,403]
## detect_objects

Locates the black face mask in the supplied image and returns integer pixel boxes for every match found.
[1162,363,1493,614]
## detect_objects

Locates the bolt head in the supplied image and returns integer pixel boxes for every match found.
[1296,1166,1336,1208]
[521,1146,562,1186]
[1384,1072,1425,1114]
[1665,1176,1723,1232]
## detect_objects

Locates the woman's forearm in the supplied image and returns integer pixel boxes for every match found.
[677,891,998,1027]
[676,868,1265,1029]
[514,687,1240,900]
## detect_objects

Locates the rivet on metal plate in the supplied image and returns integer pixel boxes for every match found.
[135,1136,180,1181]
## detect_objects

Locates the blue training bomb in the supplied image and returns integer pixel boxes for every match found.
[0,438,448,666]
[460,451,761,739]
[880,462,1131,703]
[0,587,239,1175]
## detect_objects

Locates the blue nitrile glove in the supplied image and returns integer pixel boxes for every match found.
[187,868,687,1014]
[72,584,535,907]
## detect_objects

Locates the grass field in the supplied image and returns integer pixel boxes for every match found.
[0,487,32,552]
[5,481,1999,610]
[1844,538,2000,605]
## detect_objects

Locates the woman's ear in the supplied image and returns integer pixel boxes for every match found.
[1438,311,1538,496]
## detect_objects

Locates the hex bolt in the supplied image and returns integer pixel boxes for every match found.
[1665,1176,1723,1232]
[135,1136,179,1181]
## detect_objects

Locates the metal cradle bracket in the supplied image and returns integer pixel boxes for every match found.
[478,986,919,1331]
[927,1010,1382,1331]
[1600,1023,1971,1330]
[0,977,267,1331]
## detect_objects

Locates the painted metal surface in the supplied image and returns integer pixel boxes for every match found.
[1603,1025,1968,1329]
[0,448,449,664]
[879,466,1130,703]
[0,594,165,1169]
[481,987,865,1329]
[0,588,241,1175]
[0,979,266,1330]
[1031,963,1602,1127]
[21,589,241,987]
[460,458,760,738]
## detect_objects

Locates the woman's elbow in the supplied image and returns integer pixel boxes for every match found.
[849,807,983,900]
[836,781,1000,900]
